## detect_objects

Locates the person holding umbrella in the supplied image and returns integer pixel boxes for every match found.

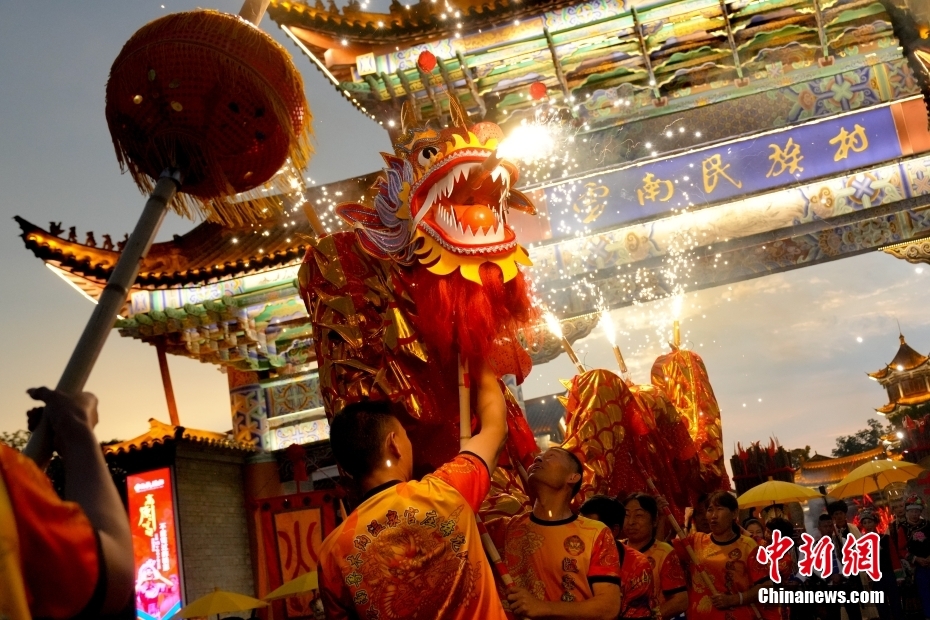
[897,495,930,619]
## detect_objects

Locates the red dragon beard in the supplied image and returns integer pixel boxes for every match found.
[405,262,539,379]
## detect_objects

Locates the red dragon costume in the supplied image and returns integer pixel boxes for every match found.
[298,96,540,481]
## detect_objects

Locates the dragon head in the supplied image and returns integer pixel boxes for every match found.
[336,95,536,284]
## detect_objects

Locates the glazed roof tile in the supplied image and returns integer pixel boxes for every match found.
[103,418,255,456]
[794,447,885,487]
[14,174,373,289]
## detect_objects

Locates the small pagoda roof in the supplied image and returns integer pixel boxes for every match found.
[868,334,930,379]
[103,418,255,457]
[794,447,885,488]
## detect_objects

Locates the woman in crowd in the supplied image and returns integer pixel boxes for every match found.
[743,518,765,543]
[897,495,930,619]
[660,492,780,620]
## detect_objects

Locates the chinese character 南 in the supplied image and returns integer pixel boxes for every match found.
[766,138,804,178]
[756,530,795,583]
[829,124,868,162]
[798,533,835,578]
[139,494,157,537]
[636,173,674,206]
[385,510,399,528]
[572,182,609,224]
[702,154,742,193]
[841,532,881,581]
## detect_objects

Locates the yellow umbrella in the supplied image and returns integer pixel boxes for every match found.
[738,480,822,508]
[264,571,319,601]
[174,587,268,619]
[830,459,925,499]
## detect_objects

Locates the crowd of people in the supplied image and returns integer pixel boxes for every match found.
[2,364,928,620]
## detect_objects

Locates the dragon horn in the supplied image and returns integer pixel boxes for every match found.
[448,92,469,129]
[400,99,417,134]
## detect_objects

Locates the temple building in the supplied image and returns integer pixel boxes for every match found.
[15,0,930,612]
[869,333,930,418]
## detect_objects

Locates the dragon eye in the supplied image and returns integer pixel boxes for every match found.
[418,146,440,167]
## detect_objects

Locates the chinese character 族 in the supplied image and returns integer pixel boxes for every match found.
[702,154,742,193]
[829,124,869,162]
[766,138,804,178]
[636,173,674,206]
[756,529,795,583]
[798,532,835,578]
[841,532,881,581]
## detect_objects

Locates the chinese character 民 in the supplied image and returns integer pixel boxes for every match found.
[702,154,742,193]
[139,494,157,537]
[756,529,795,583]
[798,532,835,578]
[841,532,881,581]
[572,182,609,224]
[766,138,804,178]
[636,173,674,206]
[829,124,868,161]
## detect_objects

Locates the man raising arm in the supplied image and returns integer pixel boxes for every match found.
[487,448,622,620]
[317,357,509,620]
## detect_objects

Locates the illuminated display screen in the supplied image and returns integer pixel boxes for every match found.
[127,467,183,620]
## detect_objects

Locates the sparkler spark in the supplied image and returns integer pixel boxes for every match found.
[498,122,555,164]
[543,311,563,337]
[599,309,617,347]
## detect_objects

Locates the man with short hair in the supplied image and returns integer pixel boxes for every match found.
[485,449,622,620]
[317,358,509,620]
[827,500,863,620]
[621,493,687,619]
[581,495,658,620]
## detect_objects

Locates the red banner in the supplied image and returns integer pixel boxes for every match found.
[127,467,183,620]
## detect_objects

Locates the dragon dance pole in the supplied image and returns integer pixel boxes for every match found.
[459,355,519,595]
[642,475,762,619]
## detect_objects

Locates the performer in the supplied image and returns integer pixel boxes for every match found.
[622,493,688,619]
[897,495,930,620]
[485,448,622,620]
[859,508,903,620]
[0,387,133,619]
[659,492,778,620]
[580,495,658,620]
[317,358,509,620]
[827,500,864,620]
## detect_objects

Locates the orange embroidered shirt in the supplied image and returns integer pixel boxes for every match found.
[485,513,622,604]
[318,452,507,620]
[619,543,657,619]
[638,538,686,607]
[674,532,777,620]
[0,444,102,619]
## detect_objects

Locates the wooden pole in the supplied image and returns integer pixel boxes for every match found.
[238,0,271,25]
[643,475,762,618]
[23,170,181,466]
[156,340,181,426]
[459,356,521,600]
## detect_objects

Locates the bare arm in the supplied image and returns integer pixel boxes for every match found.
[661,591,688,619]
[461,358,507,472]
[28,387,134,615]
[508,582,621,620]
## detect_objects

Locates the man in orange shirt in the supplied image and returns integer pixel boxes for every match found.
[1,387,133,619]
[486,449,622,620]
[581,495,658,620]
[317,358,509,620]
[621,493,687,619]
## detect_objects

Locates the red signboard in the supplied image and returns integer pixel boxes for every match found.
[127,467,183,620]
